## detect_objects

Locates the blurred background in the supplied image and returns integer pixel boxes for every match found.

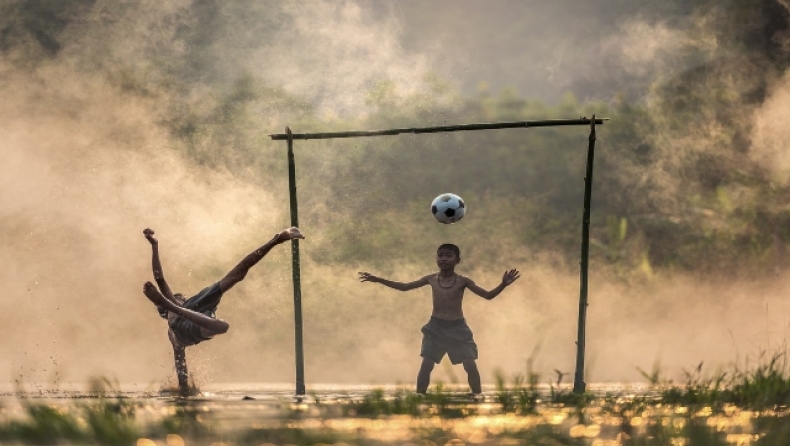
[1,0,789,390]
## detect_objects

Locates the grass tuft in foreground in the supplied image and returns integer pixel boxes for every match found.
[641,351,790,411]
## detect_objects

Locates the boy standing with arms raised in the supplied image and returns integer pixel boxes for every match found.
[359,244,519,396]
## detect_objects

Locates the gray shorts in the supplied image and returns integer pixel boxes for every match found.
[169,282,224,347]
[420,317,478,365]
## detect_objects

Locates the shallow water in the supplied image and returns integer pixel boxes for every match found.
[0,381,650,399]
[0,383,784,445]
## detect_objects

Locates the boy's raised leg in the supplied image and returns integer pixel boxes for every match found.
[219,227,304,293]
[417,358,435,394]
[463,359,482,395]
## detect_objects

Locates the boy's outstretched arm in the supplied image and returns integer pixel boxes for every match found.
[358,272,429,291]
[466,269,521,300]
[143,228,175,301]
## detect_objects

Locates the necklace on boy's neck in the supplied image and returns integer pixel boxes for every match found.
[437,273,457,289]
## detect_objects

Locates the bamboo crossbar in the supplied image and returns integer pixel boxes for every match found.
[270,118,607,140]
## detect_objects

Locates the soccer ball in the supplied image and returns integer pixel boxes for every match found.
[431,193,466,224]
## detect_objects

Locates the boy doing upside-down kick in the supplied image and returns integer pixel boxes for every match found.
[142,226,304,396]
[359,244,519,396]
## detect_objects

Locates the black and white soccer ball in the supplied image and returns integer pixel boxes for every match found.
[431,193,466,224]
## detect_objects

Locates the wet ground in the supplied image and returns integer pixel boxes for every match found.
[0,383,785,445]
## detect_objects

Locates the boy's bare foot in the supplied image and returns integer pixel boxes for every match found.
[275,227,304,244]
[143,281,172,309]
[143,228,157,245]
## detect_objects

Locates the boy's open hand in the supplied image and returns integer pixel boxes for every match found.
[358,272,380,283]
[143,228,157,245]
[502,269,520,286]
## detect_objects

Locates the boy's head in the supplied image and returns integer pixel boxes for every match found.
[157,293,185,319]
[436,244,461,270]
[438,244,460,257]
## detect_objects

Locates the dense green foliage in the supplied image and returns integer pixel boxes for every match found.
[2,0,790,279]
[220,80,790,278]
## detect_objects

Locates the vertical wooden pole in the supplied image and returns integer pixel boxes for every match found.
[573,116,597,394]
[286,127,306,395]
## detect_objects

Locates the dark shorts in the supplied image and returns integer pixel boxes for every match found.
[420,317,478,365]
[170,282,224,347]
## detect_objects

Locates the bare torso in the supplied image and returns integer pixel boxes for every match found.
[166,310,215,348]
[425,273,470,320]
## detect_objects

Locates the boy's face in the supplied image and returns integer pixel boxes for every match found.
[436,248,460,271]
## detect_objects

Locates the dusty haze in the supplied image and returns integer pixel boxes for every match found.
[2,0,790,392]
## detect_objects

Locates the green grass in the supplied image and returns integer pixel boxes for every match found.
[639,351,790,411]
[0,397,138,445]
[3,356,790,445]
